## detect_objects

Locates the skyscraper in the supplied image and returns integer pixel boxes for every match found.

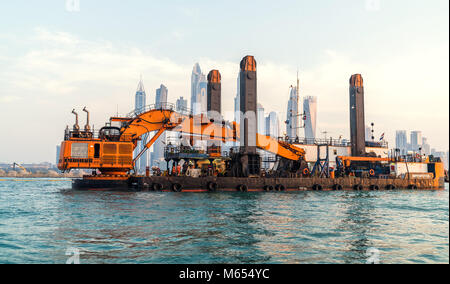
[303,96,317,141]
[135,77,146,114]
[56,145,61,166]
[263,111,280,170]
[365,125,372,141]
[422,137,431,156]
[286,87,299,140]
[395,130,408,155]
[134,78,147,172]
[257,104,265,135]
[410,131,422,152]
[176,96,188,113]
[191,63,207,115]
[155,84,168,109]
[233,74,241,147]
[265,112,280,138]
[152,85,168,168]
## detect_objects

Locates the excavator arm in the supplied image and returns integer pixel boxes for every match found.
[58,107,305,175]
[111,109,237,143]
[112,109,304,161]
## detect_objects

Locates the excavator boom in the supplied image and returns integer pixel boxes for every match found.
[58,107,305,174]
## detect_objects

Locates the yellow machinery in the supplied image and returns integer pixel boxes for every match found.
[12,163,28,174]
[58,106,305,177]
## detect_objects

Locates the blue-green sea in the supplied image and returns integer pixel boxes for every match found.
[0,178,448,264]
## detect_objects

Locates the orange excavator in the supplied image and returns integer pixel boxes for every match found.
[58,105,306,177]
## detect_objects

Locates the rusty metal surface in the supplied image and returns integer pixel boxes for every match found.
[127,176,439,192]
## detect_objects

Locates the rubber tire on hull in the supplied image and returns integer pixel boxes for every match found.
[275,184,286,191]
[386,184,395,190]
[172,183,182,192]
[370,185,380,191]
[333,184,343,191]
[152,183,163,191]
[312,184,323,191]
[207,182,218,192]
[354,184,363,191]
[264,185,274,192]
[408,184,418,190]
[237,184,248,192]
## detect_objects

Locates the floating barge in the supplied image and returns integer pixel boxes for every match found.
[73,175,444,192]
[60,56,445,192]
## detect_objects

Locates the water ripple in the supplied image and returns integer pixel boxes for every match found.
[0,178,448,264]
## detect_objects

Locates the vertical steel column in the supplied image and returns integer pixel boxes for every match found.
[239,56,257,154]
[207,70,222,120]
[349,74,366,157]
[207,70,222,149]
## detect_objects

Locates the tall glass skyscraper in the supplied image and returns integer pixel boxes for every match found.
[135,78,146,114]
[422,137,431,156]
[191,63,207,115]
[176,96,188,113]
[265,111,280,138]
[233,74,241,147]
[257,104,265,135]
[155,84,168,109]
[152,85,168,168]
[410,131,422,152]
[303,96,317,141]
[395,130,408,155]
[286,87,299,140]
[134,78,147,172]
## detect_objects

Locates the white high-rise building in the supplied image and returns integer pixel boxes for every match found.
[152,84,168,168]
[176,96,188,113]
[257,104,265,135]
[134,78,147,172]
[422,137,431,156]
[365,125,372,141]
[286,87,299,140]
[262,111,280,169]
[233,74,241,147]
[135,78,146,114]
[56,145,61,166]
[395,130,408,155]
[410,131,422,152]
[191,63,207,115]
[265,112,280,138]
[303,96,317,141]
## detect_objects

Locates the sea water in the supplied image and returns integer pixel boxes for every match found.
[0,178,448,264]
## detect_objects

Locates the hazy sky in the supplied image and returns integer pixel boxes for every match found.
[0,0,448,163]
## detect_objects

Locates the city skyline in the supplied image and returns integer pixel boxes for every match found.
[0,1,448,163]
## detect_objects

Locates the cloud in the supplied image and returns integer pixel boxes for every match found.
[0,96,21,103]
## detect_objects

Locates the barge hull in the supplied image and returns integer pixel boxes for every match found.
[73,176,444,191]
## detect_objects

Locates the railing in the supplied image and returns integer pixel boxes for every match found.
[126,103,193,118]
[280,137,388,148]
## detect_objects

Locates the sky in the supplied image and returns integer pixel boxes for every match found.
[0,0,448,163]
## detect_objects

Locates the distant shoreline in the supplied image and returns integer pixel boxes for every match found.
[0,174,82,179]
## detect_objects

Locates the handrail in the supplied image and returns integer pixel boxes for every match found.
[126,103,193,118]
